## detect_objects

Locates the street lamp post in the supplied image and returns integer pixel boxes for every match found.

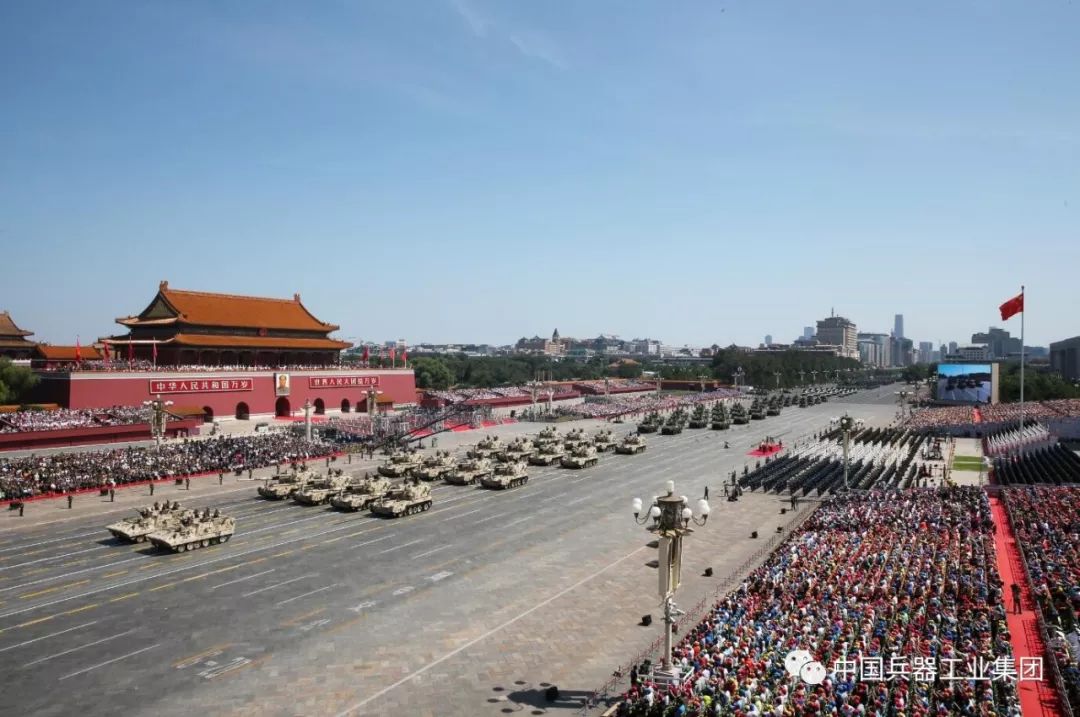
[303,399,313,442]
[798,370,806,385]
[773,371,782,390]
[733,367,745,391]
[810,370,818,385]
[142,394,174,446]
[631,481,710,680]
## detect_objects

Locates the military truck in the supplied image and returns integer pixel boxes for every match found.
[467,435,502,460]
[106,501,190,543]
[561,444,600,469]
[293,473,350,505]
[481,461,529,490]
[414,451,457,481]
[147,509,235,552]
[370,482,432,517]
[615,434,647,454]
[498,437,536,463]
[377,449,424,478]
[258,472,310,500]
[688,405,709,429]
[444,457,494,485]
[591,429,617,452]
[529,442,566,466]
[330,474,392,512]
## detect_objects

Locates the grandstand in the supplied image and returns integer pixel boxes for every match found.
[992,445,1080,486]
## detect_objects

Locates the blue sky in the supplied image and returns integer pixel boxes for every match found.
[2,1,1077,349]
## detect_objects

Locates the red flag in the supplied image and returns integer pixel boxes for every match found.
[152,340,158,362]
[102,341,111,363]
[999,293,1024,321]
[128,341,134,364]
[389,348,396,366]
[401,346,407,366]
[75,336,82,364]
[362,345,370,363]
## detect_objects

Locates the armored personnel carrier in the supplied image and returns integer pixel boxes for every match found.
[293,473,350,505]
[615,434,647,454]
[370,481,432,517]
[106,501,189,543]
[414,451,457,481]
[330,474,392,512]
[467,435,502,460]
[561,444,600,469]
[529,442,566,466]
[637,412,662,434]
[498,437,536,463]
[481,461,529,490]
[534,426,560,446]
[591,429,617,452]
[377,449,424,478]
[147,509,235,552]
[258,472,310,500]
[688,405,709,429]
[444,456,494,485]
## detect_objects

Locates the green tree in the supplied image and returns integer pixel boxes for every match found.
[410,357,454,390]
[615,361,643,379]
[0,358,39,404]
[998,362,1080,402]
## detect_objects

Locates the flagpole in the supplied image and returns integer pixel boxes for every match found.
[1019,285,1025,429]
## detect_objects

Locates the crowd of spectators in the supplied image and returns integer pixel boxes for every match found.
[573,379,656,395]
[425,384,577,404]
[1044,399,1080,418]
[618,488,1021,717]
[0,433,333,500]
[903,406,976,431]
[0,406,165,434]
[1004,487,1080,713]
[978,403,1061,426]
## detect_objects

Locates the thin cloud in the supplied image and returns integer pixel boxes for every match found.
[509,32,568,71]
[449,0,490,37]
[448,0,568,70]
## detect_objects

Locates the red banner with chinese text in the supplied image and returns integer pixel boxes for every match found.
[149,378,254,394]
[308,376,381,389]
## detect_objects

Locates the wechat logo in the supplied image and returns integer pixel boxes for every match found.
[785,649,826,685]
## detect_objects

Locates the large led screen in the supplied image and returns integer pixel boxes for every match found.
[937,363,992,403]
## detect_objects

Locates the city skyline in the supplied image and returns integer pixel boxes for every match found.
[2,2,1077,347]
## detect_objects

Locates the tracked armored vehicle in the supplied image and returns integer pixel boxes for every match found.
[258,472,310,500]
[798,395,809,408]
[414,451,457,481]
[106,501,189,543]
[377,450,424,478]
[330,474,392,511]
[147,509,235,552]
[750,400,766,421]
[615,434,647,454]
[529,442,565,466]
[688,405,709,429]
[591,429,617,452]
[444,457,493,485]
[637,412,662,434]
[534,426,560,446]
[293,473,350,505]
[467,435,502,460]
[731,403,750,425]
[370,482,432,517]
[661,414,686,435]
[481,461,529,490]
[562,428,589,451]
[498,437,536,463]
[561,444,600,469]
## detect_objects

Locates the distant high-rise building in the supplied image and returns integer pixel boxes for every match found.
[803,326,815,339]
[971,327,1021,359]
[1050,336,1080,381]
[948,341,958,356]
[858,333,891,367]
[918,341,934,364]
[816,314,858,359]
[894,314,904,340]
[764,334,773,346]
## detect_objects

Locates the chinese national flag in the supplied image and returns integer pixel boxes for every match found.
[127,341,134,364]
[102,342,111,363]
[389,348,396,365]
[401,346,407,366]
[75,337,82,363]
[999,293,1024,321]
[362,345,369,363]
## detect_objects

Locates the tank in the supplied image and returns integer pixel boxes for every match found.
[106,501,190,543]
[731,404,750,424]
[414,451,457,481]
[688,405,709,429]
[591,429,617,452]
[330,474,392,512]
[766,400,781,416]
[370,481,432,517]
[481,461,529,490]
[257,473,310,500]
[444,457,494,485]
[377,449,424,478]
[293,473,350,505]
[467,435,502,459]
[534,426,560,446]
[561,444,599,469]
[637,412,661,434]
[147,509,235,552]
[615,434,647,454]
[798,395,809,408]
[750,401,766,420]
[660,416,685,435]
[562,428,588,451]
[498,437,536,463]
[529,442,566,466]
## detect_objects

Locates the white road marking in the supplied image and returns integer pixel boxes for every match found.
[275,584,338,607]
[392,586,414,596]
[472,512,507,525]
[208,568,276,591]
[347,600,377,613]
[0,531,102,554]
[502,515,535,529]
[0,621,99,654]
[427,571,453,582]
[333,545,648,716]
[351,535,395,549]
[437,508,484,523]
[59,643,160,681]
[411,545,451,560]
[3,546,109,572]
[25,629,136,666]
[377,539,423,555]
[241,574,316,598]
